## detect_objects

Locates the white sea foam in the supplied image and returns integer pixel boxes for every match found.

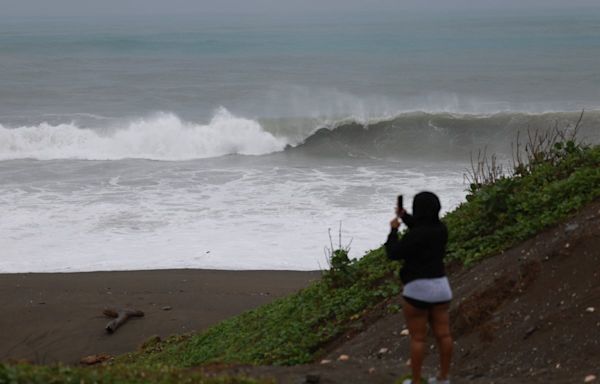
[0,161,467,273]
[0,108,287,161]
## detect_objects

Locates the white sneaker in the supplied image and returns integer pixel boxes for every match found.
[428,378,450,384]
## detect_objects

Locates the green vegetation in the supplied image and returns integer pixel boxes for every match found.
[4,127,599,382]
[0,363,270,384]
[446,139,600,264]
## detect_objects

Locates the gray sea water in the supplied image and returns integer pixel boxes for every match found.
[1,9,599,272]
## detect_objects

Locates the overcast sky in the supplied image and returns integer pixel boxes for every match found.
[3,0,600,18]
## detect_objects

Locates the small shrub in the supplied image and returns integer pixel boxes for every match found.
[322,223,357,287]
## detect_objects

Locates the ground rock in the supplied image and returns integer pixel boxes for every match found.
[80,354,112,365]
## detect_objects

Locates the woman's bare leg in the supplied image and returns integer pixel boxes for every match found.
[403,299,429,383]
[430,303,452,380]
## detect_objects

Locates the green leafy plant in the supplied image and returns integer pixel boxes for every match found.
[322,222,357,287]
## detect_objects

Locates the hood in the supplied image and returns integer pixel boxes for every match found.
[412,191,441,223]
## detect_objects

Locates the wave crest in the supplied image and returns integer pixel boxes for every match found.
[0,108,287,161]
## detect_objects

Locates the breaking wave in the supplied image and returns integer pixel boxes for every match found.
[0,108,287,161]
[1,108,598,161]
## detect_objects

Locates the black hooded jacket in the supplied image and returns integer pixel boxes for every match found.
[385,192,448,284]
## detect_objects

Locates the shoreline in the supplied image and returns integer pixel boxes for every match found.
[0,269,321,364]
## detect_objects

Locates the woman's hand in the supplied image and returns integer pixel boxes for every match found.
[390,217,400,230]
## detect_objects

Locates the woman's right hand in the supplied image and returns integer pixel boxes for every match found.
[396,207,406,218]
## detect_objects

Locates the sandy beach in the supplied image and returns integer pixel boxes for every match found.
[0,269,320,364]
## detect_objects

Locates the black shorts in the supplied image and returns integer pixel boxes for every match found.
[403,295,451,310]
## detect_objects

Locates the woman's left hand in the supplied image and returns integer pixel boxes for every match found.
[390,217,400,229]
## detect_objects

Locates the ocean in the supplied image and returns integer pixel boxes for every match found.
[1,9,599,272]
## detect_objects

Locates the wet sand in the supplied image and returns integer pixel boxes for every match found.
[0,269,320,364]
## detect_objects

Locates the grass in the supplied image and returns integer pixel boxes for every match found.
[0,363,270,384]
[4,136,599,382]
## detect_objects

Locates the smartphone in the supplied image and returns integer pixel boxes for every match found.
[397,195,403,211]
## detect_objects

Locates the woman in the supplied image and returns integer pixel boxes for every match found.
[385,191,453,384]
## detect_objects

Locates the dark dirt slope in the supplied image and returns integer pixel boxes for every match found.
[213,200,600,384]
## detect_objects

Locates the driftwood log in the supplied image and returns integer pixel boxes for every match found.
[103,308,144,333]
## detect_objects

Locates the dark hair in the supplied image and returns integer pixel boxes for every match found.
[412,191,441,223]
